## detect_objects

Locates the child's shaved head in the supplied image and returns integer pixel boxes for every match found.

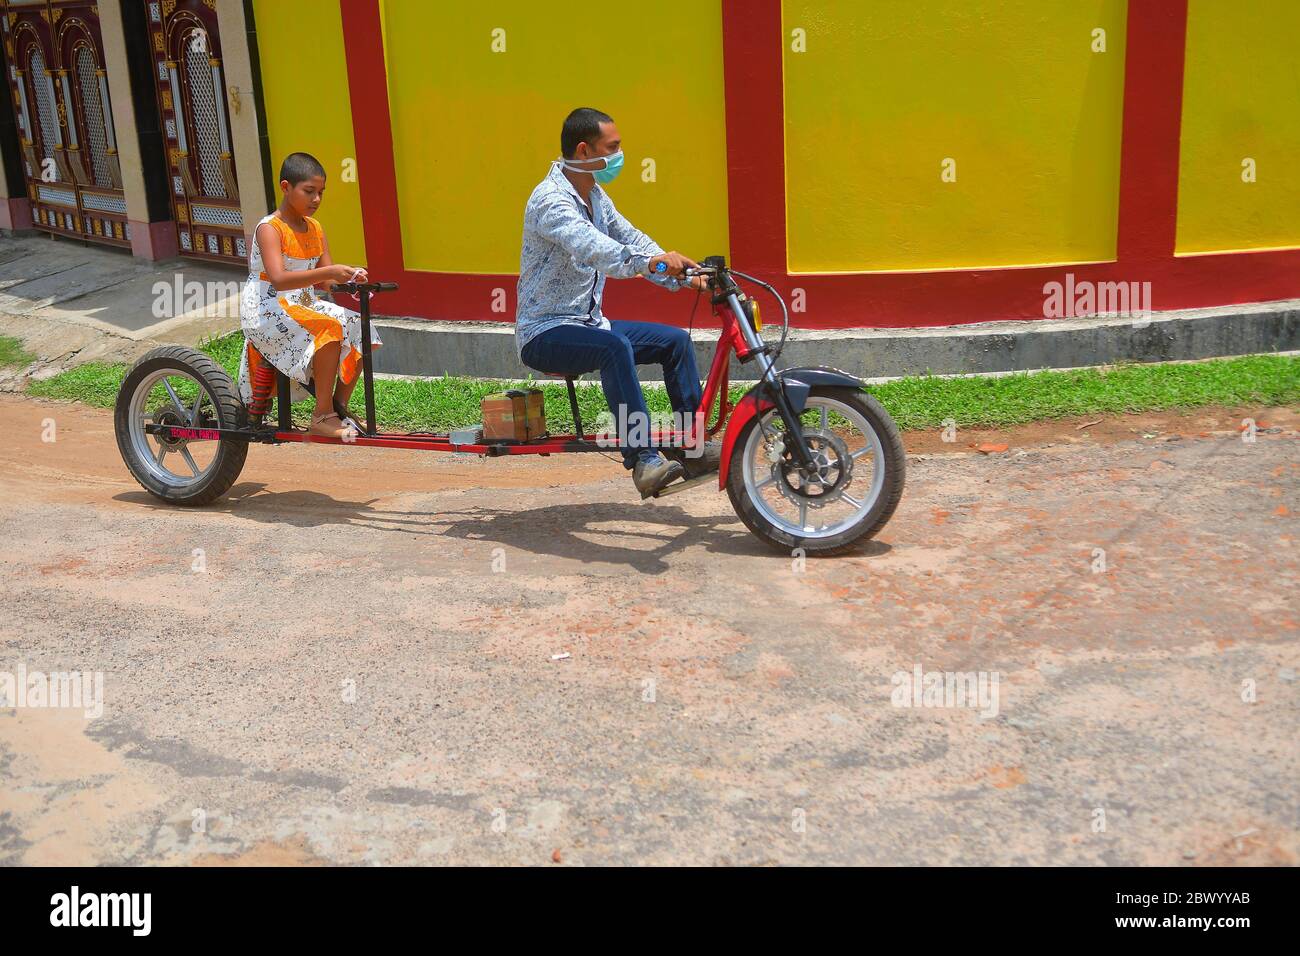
[279,152,326,186]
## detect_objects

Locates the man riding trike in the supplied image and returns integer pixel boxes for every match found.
[112,107,905,555]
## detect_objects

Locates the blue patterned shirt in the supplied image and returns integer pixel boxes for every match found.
[515,163,685,357]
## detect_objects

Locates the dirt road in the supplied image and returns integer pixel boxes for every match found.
[0,394,1296,865]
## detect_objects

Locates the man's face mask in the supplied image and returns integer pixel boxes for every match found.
[559,149,624,185]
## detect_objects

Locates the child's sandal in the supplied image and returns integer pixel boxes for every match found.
[307,411,348,439]
[333,399,365,435]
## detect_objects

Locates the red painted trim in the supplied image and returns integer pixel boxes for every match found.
[338,0,1300,331]
[757,249,1300,328]
[1116,0,1188,263]
[339,0,403,274]
[721,0,786,282]
[0,197,33,232]
[128,219,179,261]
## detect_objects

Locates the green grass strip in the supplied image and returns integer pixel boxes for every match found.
[0,335,35,369]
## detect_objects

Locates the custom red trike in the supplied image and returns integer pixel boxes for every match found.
[113,256,904,554]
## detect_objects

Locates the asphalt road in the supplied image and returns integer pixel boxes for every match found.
[0,395,1296,865]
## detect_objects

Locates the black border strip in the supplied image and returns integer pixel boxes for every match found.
[242,0,275,212]
[0,14,28,207]
[118,0,172,224]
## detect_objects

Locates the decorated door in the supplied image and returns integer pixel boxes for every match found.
[1,0,128,247]
[144,0,243,264]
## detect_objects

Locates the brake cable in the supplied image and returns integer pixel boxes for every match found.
[724,269,793,446]
[729,269,790,366]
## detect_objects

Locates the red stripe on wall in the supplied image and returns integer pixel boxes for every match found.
[721,0,786,282]
[339,0,403,273]
[1117,0,1188,263]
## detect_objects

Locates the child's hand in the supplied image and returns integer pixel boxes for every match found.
[328,264,359,284]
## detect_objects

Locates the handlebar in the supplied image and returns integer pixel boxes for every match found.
[334,281,399,295]
[683,257,791,365]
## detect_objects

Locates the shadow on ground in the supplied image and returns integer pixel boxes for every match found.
[112,484,892,572]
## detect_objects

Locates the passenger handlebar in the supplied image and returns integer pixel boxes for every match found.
[334,281,399,295]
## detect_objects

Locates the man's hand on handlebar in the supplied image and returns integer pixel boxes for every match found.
[648,251,697,278]
[648,252,708,291]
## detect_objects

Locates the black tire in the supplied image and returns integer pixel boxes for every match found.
[114,345,248,506]
[726,386,905,556]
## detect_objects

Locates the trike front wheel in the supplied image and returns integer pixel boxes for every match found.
[726,386,905,555]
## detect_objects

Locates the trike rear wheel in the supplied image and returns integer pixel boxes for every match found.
[726,386,905,555]
[114,345,249,506]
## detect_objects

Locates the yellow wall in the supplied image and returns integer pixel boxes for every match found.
[782,0,1128,273]
[1176,0,1300,254]
[381,0,729,275]
[252,0,366,263]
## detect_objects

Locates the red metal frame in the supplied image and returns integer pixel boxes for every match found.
[269,429,672,455]
[155,282,762,485]
[265,290,751,456]
[336,0,1300,329]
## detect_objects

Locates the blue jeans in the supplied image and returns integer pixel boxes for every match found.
[521,320,703,468]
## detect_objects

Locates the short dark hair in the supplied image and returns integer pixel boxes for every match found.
[279,152,326,186]
[561,108,614,158]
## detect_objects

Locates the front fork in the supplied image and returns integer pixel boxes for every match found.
[724,291,820,476]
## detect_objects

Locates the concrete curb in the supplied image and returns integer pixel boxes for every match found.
[372,298,1300,381]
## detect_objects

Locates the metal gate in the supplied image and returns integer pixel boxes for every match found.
[1,0,128,247]
[143,0,243,264]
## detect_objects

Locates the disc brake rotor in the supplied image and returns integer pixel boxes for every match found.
[768,430,854,509]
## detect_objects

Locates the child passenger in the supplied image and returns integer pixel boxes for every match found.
[238,152,380,438]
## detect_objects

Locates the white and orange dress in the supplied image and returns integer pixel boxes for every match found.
[237,213,380,406]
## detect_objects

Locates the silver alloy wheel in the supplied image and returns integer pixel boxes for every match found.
[740,395,886,539]
[126,367,220,490]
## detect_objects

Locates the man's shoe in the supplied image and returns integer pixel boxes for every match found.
[633,453,685,500]
[667,441,722,480]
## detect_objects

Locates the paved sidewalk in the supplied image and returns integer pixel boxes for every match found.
[0,233,241,378]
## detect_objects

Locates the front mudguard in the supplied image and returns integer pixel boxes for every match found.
[718,366,866,488]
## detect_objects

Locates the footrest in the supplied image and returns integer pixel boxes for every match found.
[651,473,716,498]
